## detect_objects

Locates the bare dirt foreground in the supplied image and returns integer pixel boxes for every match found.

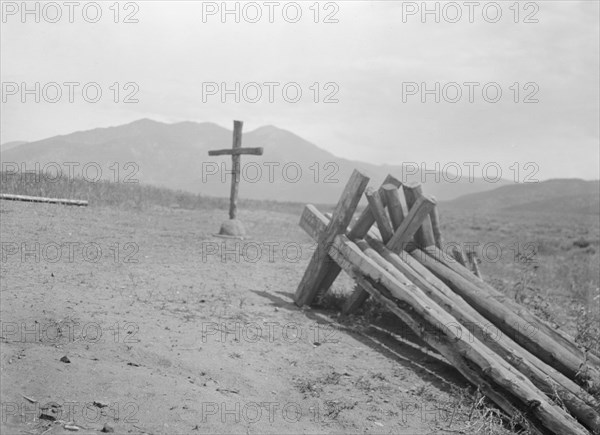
[1,200,498,435]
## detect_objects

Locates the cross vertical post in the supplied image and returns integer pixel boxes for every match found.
[229,120,243,219]
[208,120,264,236]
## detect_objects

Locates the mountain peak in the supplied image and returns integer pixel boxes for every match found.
[127,118,164,127]
[252,125,280,132]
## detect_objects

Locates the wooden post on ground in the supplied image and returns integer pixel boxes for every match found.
[0,194,88,206]
[293,169,370,307]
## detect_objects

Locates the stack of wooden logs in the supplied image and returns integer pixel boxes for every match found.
[294,169,600,435]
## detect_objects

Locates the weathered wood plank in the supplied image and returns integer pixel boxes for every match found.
[293,169,370,306]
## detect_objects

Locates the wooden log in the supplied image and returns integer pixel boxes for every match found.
[344,192,434,313]
[300,205,381,249]
[300,205,600,432]
[347,175,401,240]
[365,187,393,243]
[381,184,405,229]
[345,192,434,313]
[300,204,382,314]
[466,250,483,279]
[294,169,370,306]
[413,247,600,392]
[429,200,443,249]
[334,266,543,435]
[424,245,600,370]
[402,183,436,248]
[362,239,600,433]
[387,196,436,253]
[340,175,401,312]
[0,193,88,206]
[328,234,589,435]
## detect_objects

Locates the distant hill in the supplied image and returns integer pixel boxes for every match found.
[0,119,511,203]
[443,179,600,215]
[0,141,28,152]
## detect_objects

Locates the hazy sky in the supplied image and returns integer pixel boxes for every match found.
[1,1,599,180]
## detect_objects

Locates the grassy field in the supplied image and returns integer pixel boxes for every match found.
[0,171,323,216]
[1,171,598,434]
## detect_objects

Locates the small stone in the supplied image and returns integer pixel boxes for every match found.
[60,356,71,363]
[218,219,246,237]
[101,423,115,433]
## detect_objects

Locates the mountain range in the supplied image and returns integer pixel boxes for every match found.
[1,119,597,214]
[0,119,513,203]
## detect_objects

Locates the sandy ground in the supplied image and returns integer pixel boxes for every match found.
[1,200,479,435]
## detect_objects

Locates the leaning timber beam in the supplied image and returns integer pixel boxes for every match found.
[362,239,600,433]
[424,245,600,369]
[343,187,435,313]
[301,204,600,432]
[0,193,88,206]
[339,272,543,435]
[294,169,370,307]
[413,247,600,393]
[347,174,402,240]
[328,234,589,435]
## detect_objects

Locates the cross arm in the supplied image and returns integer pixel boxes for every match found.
[208,147,264,156]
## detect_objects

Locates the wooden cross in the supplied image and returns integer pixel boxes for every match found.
[208,120,263,220]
